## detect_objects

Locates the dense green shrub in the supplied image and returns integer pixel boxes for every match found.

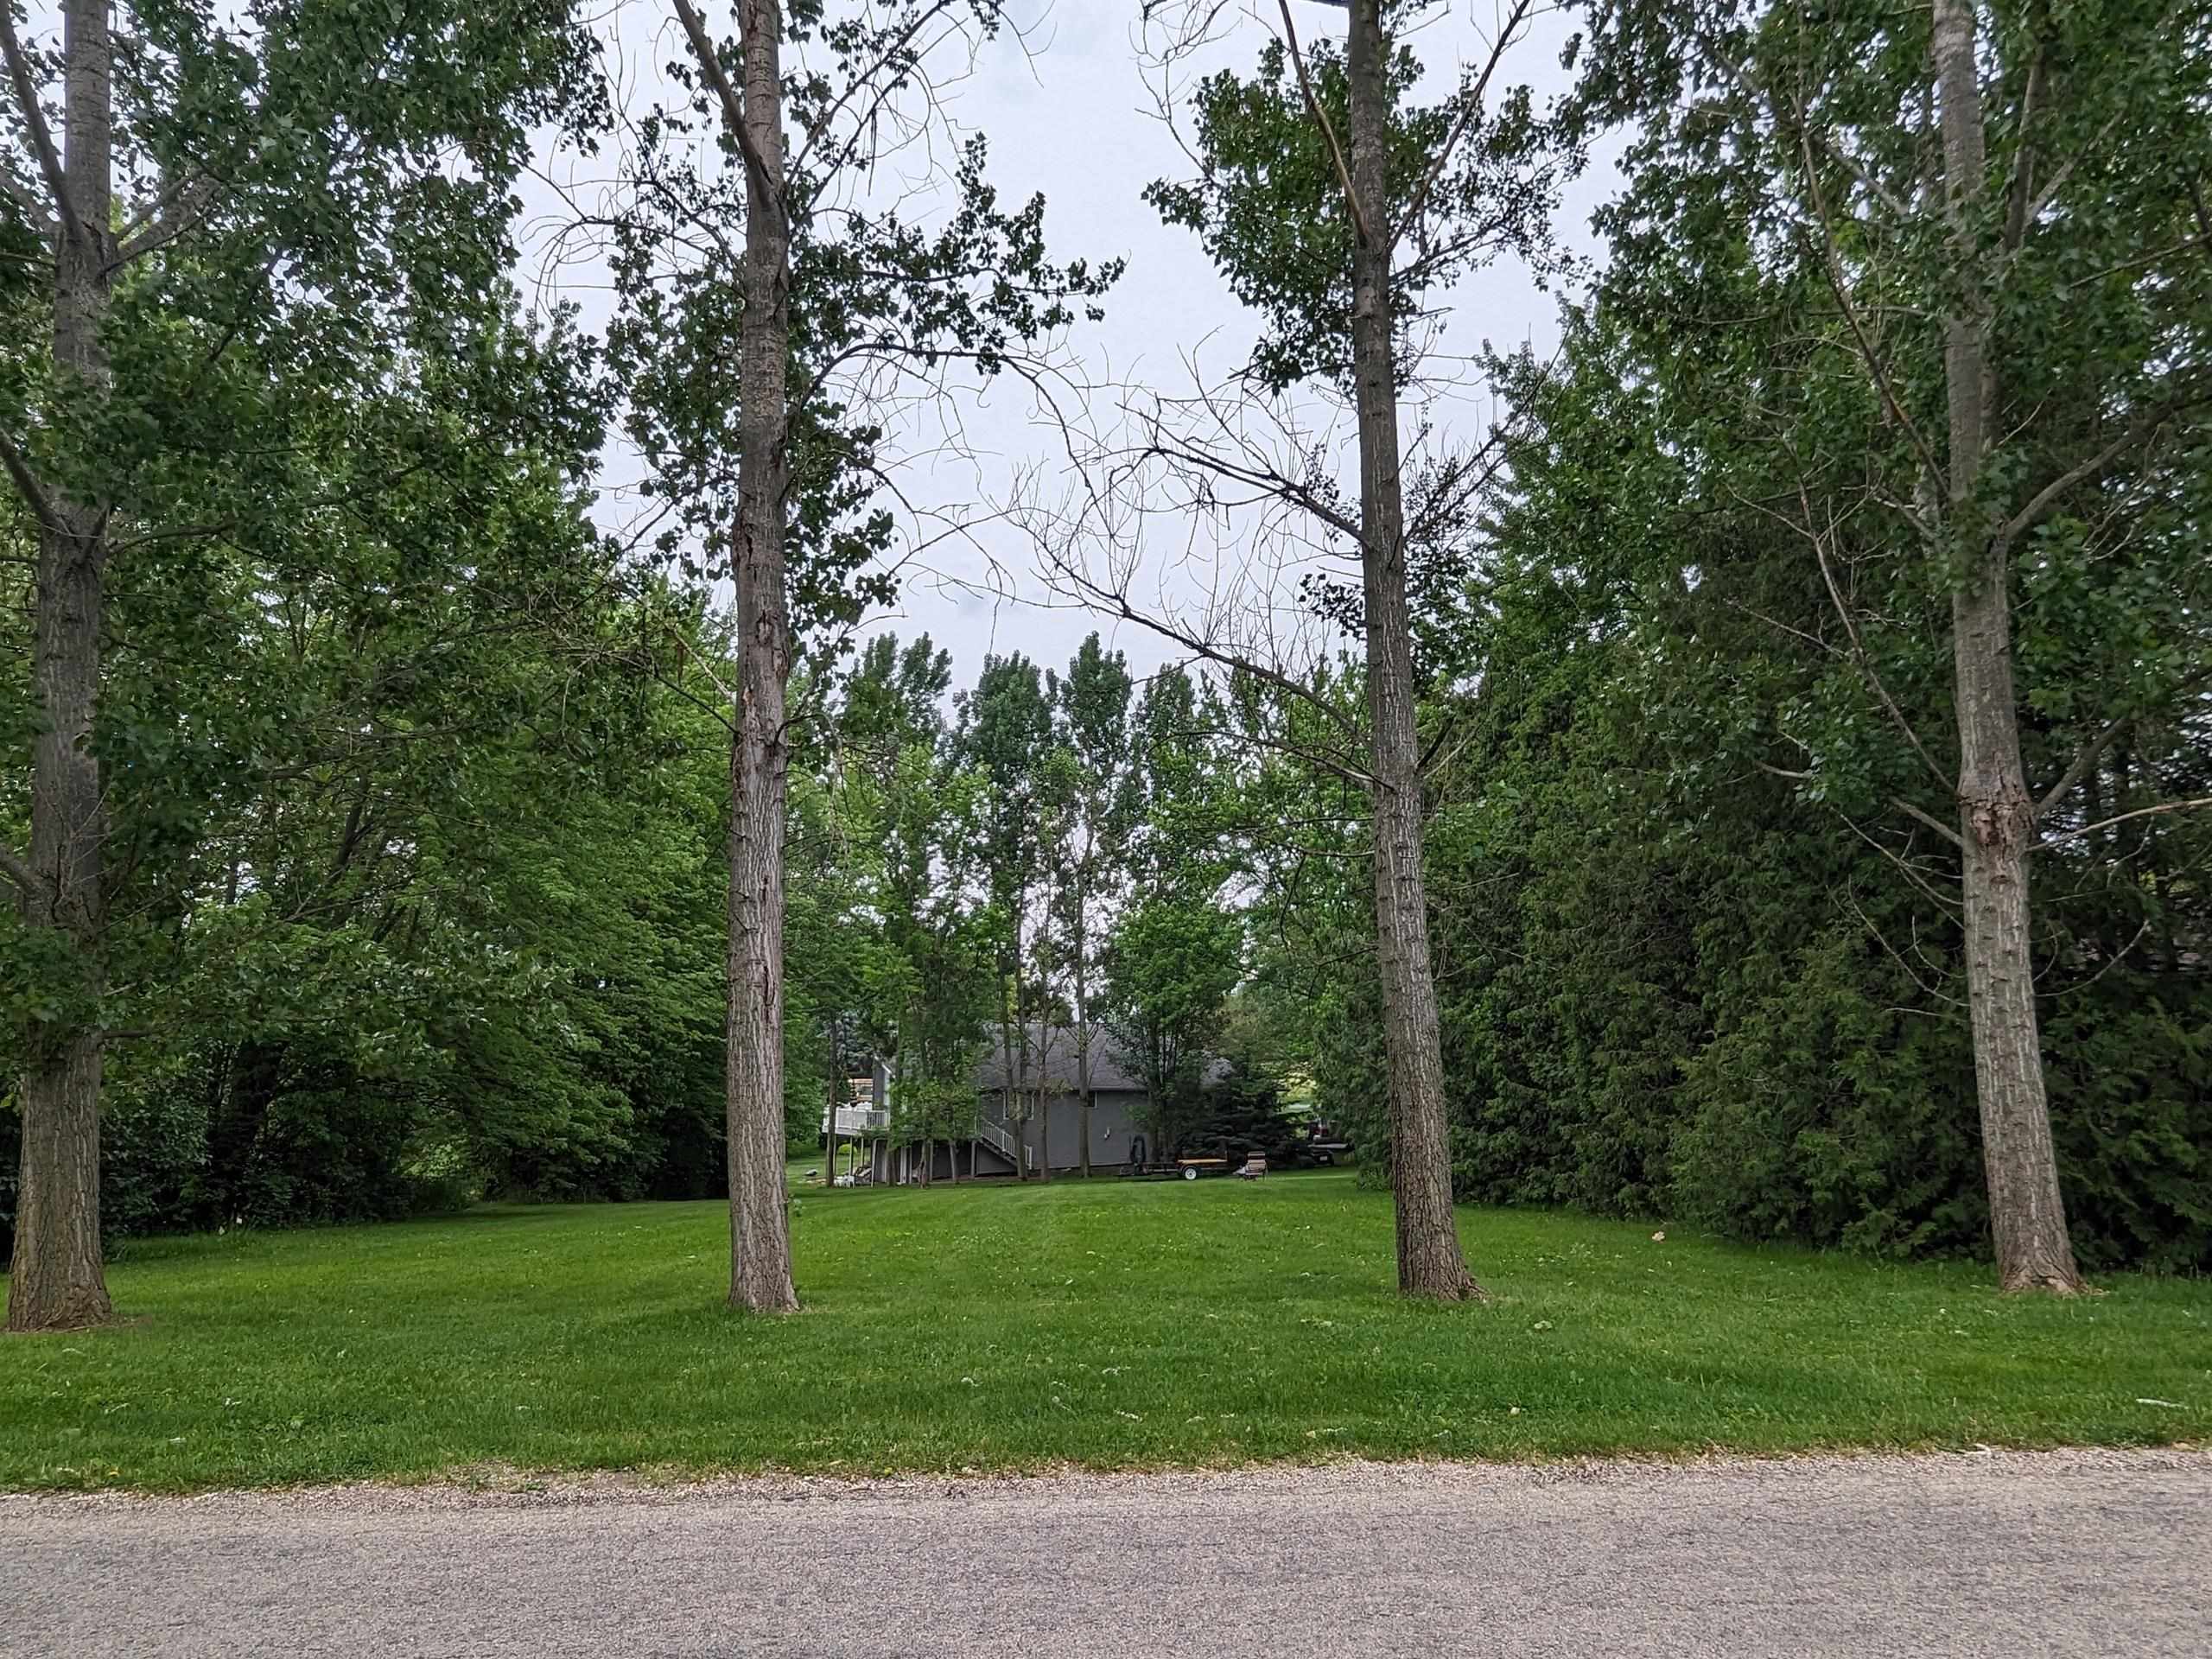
[1290,603,2212,1272]
[2044,993,2212,1274]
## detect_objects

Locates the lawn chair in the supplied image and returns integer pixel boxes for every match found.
[1235,1153,1268,1179]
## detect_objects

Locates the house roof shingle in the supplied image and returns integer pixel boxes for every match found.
[973,1022,1149,1095]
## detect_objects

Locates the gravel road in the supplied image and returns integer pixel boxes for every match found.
[3,1448,2206,1657]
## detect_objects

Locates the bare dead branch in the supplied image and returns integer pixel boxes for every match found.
[664,618,738,713]
[1138,421,1364,545]
[1172,715,1373,791]
[0,6,73,237]
[2063,232,2212,289]
[1416,709,1471,777]
[0,424,58,530]
[1767,760,1964,849]
[1891,795,1965,848]
[2001,385,2212,543]
[1840,811,1964,915]
[671,0,784,232]
[2038,724,2132,823]
[790,0,968,180]
[1805,495,1950,791]
[2036,667,2212,818]
[2000,48,2044,252]
[1274,0,1369,244]
[2009,105,2131,256]
[115,170,219,266]
[1844,888,1967,1007]
[2050,917,2154,996]
[1793,125,1946,499]
[1723,595,1842,658]
[1039,546,1370,771]
[1726,477,1953,791]
[0,162,54,232]
[1391,0,1532,257]
[2037,795,2212,850]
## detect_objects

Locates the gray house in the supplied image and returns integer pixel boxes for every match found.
[855,1024,1155,1183]
[976,1024,1154,1175]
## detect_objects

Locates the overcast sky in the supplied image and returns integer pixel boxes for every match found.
[527,0,1622,687]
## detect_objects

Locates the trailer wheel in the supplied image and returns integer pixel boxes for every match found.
[1182,1166,1198,1181]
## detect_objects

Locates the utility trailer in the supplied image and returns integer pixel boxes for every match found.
[1122,1153,1232,1181]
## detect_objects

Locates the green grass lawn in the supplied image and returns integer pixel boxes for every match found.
[2,1171,2206,1491]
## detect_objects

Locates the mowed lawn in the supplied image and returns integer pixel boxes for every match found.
[2,1171,2207,1491]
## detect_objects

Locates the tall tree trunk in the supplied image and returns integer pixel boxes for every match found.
[996,976,1020,1179]
[9,0,118,1335]
[1932,0,2082,1294]
[1344,0,1478,1301]
[1075,908,1093,1179]
[1037,1039,1053,1183]
[707,0,798,1313]
[823,1017,840,1192]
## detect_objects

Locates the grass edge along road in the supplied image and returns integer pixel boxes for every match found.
[1,1170,2206,1492]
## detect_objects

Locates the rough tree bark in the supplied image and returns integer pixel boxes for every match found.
[1036,1027,1053,1183]
[996,995,1020,1179]
[1344,0,1478,1300]
[1931,0,2082,1294]
[1075,929,1093,1179]
[677,0,799,1313]
[7,0,118,1334]
[823,1020,840,1195]
[1074,762,1119,1183]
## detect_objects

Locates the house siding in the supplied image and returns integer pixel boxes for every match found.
[860,1032,1166,1179]
[1024,1089,1145,1172]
